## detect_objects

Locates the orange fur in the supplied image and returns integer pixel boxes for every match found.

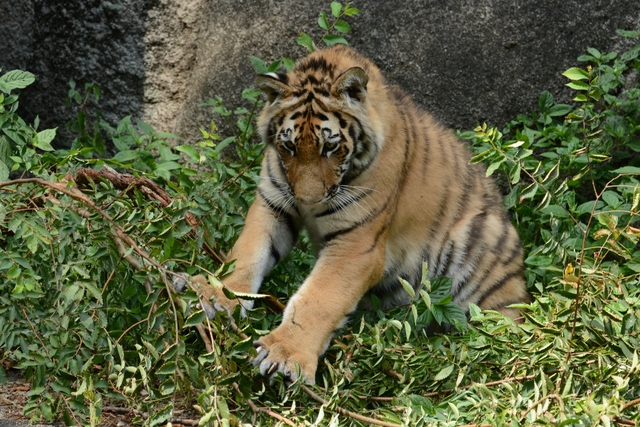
[195,45,529,383]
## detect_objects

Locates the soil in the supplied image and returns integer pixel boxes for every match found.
[0,369,198,427]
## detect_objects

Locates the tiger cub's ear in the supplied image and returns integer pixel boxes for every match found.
[333,67,368,103]
[256,73,291,103]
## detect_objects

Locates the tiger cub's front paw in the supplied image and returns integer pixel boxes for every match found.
[252,330,318,384]
[171,274,250,318]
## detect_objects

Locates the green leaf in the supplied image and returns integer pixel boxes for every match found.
[322,34,348,46]
[0,70,36,93]
[330,2,342,17]
[566,81,589,90]
[612,166,640,175]
[334,20,351,34]
[617,29,640,38]
[26,235,38,254]
[562,67,590,81]
[0,160,9,182]
[282,57,296,72]
[547,104,573,117]
[175,145,199,161]
[184,310,206,328]
[344,5,361,16]
[156,161,181,172]
[538,91,554,112]
[113,150,139,163]
[542,205,569,218]
[35,128,56,151]
[266,59,283,73]
[297,32,314,52]
[602,191,620,208]
[6,265,20,279]
[250,56,267,74]
[510,164,521,184]
[433,364,455,382]
[0,367,8,385]
[220,286,268,301]
[586,47,601,58]
[149,404,173,427]
[318,11,330,30]
[525,255,553,267]
[136,119,154,136]
[486,159,505,177]
[399,277,416,298]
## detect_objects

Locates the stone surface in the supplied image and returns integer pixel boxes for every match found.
[0,0,146,145]
[0,0,639,146]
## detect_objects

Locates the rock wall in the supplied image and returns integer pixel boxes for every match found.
[0,0,638,146]
[0,0,146,143]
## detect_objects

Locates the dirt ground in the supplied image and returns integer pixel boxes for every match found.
[0,370,199,427]
[0,374,134,426]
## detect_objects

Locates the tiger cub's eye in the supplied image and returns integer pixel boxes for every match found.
[324,141,339,153]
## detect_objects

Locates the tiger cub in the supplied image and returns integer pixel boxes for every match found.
[194,45,529,383]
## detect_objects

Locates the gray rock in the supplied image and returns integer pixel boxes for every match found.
[0,0,638,147]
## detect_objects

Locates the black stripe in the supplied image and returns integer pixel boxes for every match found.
[257,187,295,222]
[393,111,415,200]
[362,223,388,254]
[269,237,281,265]
[323,222,360,243]
[276,73,288,84]
[305,92,315,103]
[502,236,524,266]
[322,195,390,243]
[334,112,348,128]
[476,270,523,308]
[461,211,488,257]
[297,57,336,75]
[315,187,371,217]
[434,237,452,277]
[348,123,357,143]
[450,214,493,298]
[314,111,329,121]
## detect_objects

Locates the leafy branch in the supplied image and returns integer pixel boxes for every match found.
[297,1,360,52]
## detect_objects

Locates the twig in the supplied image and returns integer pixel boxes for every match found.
[102,406,200,426]
[382,368,403,381]
[613,417,637,426]
[75,167,224,263]
[233,383,296,426]
[302,385,402,427]
[621,397,640,413]
[367,369,563,402]
[76,167,172,206]
[520,393,563,420]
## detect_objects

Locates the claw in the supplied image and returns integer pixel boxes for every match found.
[198,301,217,319]
[171,274,188,292]
[267,362,279,376]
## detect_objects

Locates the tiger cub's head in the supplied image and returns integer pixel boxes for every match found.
[256,46,383,206]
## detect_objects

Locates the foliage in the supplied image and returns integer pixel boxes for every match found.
[297,1,360,52]
[1,3,640,427]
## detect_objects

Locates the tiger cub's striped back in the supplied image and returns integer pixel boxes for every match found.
[197,45,529,383]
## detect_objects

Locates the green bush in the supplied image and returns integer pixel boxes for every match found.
[1,3,639,426]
